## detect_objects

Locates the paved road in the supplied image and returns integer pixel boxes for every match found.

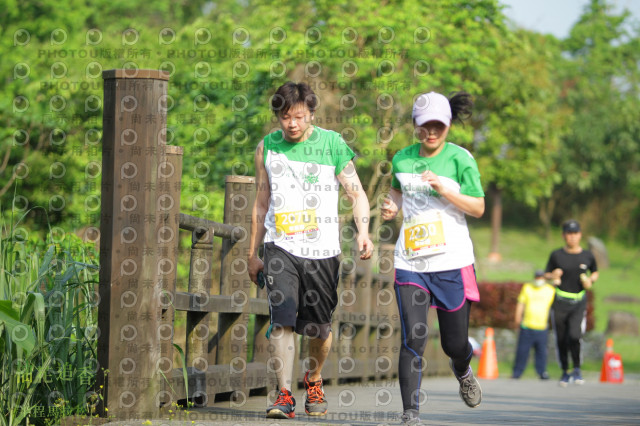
[105,373,640,425]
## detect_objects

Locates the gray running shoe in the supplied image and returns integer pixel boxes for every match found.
[450,359,482,408]
[266,387,296,419]
[303,370,328,416]
[401,411,424,425]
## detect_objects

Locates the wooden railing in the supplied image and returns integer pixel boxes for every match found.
[96,69,447,421]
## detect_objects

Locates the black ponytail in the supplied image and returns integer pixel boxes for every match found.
[448,91,473,124]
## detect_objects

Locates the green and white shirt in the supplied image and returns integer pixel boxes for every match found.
[391,142,484,272]
[263,126,354,259]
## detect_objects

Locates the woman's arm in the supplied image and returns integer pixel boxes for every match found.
[421,170,485,218]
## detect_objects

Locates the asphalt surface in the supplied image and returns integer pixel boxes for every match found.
[98,370,640,426]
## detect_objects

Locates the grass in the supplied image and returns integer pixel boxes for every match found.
[0,210,100,426]
[469,223,640,374]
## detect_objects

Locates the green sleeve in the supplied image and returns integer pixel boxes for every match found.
[262,134,270,165]
[391,176,401,190]
[333,134,355,175]
[391,152,402,189]
[458,155,484,197]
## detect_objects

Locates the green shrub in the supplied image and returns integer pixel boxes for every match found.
[471,282,595,331]
[0,209,99,426]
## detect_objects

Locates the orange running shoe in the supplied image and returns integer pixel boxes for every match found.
[266,387,296,419]
[303,370,328,416]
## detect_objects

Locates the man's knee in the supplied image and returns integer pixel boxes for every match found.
[269,324,294,339]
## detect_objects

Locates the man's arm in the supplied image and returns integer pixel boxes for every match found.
[381,187,403,221]
[544,253,563,286]
[337,161,373,260]
[514,302,525,327]
[248,140,270,284]
[581,270,599,290]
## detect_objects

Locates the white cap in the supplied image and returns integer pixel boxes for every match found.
[412,92,451,126]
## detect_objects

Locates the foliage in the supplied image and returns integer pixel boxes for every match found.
[0,209,99,426]
[475,29,566,207]
[1,0,639,241]
[549,0,640,239]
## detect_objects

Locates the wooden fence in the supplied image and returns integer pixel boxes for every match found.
[96,69,448,420]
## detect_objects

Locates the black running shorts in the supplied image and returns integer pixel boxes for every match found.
[263,242,340,339]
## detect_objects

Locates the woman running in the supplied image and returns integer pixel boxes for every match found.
[381,91,485,425]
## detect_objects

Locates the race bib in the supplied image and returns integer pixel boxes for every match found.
[275,209,319,238]
[403,211,447,258]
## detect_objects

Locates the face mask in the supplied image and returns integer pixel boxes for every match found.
[534,278,545,287]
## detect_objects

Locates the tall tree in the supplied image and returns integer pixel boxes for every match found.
[550,0,640,239]
[474,29,567,258]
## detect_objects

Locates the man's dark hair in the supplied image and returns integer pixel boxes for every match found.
[271,82,317,116]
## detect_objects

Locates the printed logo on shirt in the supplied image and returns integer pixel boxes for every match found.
[401,182,441,198]
[304,174,319,184]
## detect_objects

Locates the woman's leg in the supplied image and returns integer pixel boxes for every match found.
[437,300,473,376]
[395,284,431,413]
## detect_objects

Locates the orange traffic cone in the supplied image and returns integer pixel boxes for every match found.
[600,338,624,383]
[477,327,499,379]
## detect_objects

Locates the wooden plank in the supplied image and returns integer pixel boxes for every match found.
[169,361,268,403]
[335,311,370,326]
[173,293,269,315]
[179,213,241,242]
[217,176,256,398]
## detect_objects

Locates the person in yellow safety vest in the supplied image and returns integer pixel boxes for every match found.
[512,269,556,380]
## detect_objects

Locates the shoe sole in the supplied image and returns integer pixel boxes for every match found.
[574,379,585,385]
[459,379,482,408]
[449,359,482,408]
[460,391,482,408]
[266,409,295,419]
[559,381,569,388]
[305,409,328,416]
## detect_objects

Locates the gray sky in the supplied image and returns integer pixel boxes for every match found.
[500,0,640,38]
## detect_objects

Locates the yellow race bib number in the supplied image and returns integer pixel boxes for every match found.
[275,209,319,237]
[403,212,446,257]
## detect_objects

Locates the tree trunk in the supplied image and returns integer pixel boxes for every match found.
[488,184,502,262]
[538,197,556,240]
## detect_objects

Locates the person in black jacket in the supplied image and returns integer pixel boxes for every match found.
[545,220,599,387]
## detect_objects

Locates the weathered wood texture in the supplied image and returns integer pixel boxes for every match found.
[98,69,176,420]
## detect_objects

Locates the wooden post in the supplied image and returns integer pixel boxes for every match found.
[218,176,255,399]
[186,226,215,375]
[157,144,183,408]
[352,251,373,379]
[371,244,397,380]
[97,69,171,420]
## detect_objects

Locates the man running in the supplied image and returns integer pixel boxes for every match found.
[248,81,373,419]
[546,219,598,386]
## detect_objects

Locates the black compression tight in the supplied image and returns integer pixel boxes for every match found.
[551,298,587,371]
[395,284,473,413]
